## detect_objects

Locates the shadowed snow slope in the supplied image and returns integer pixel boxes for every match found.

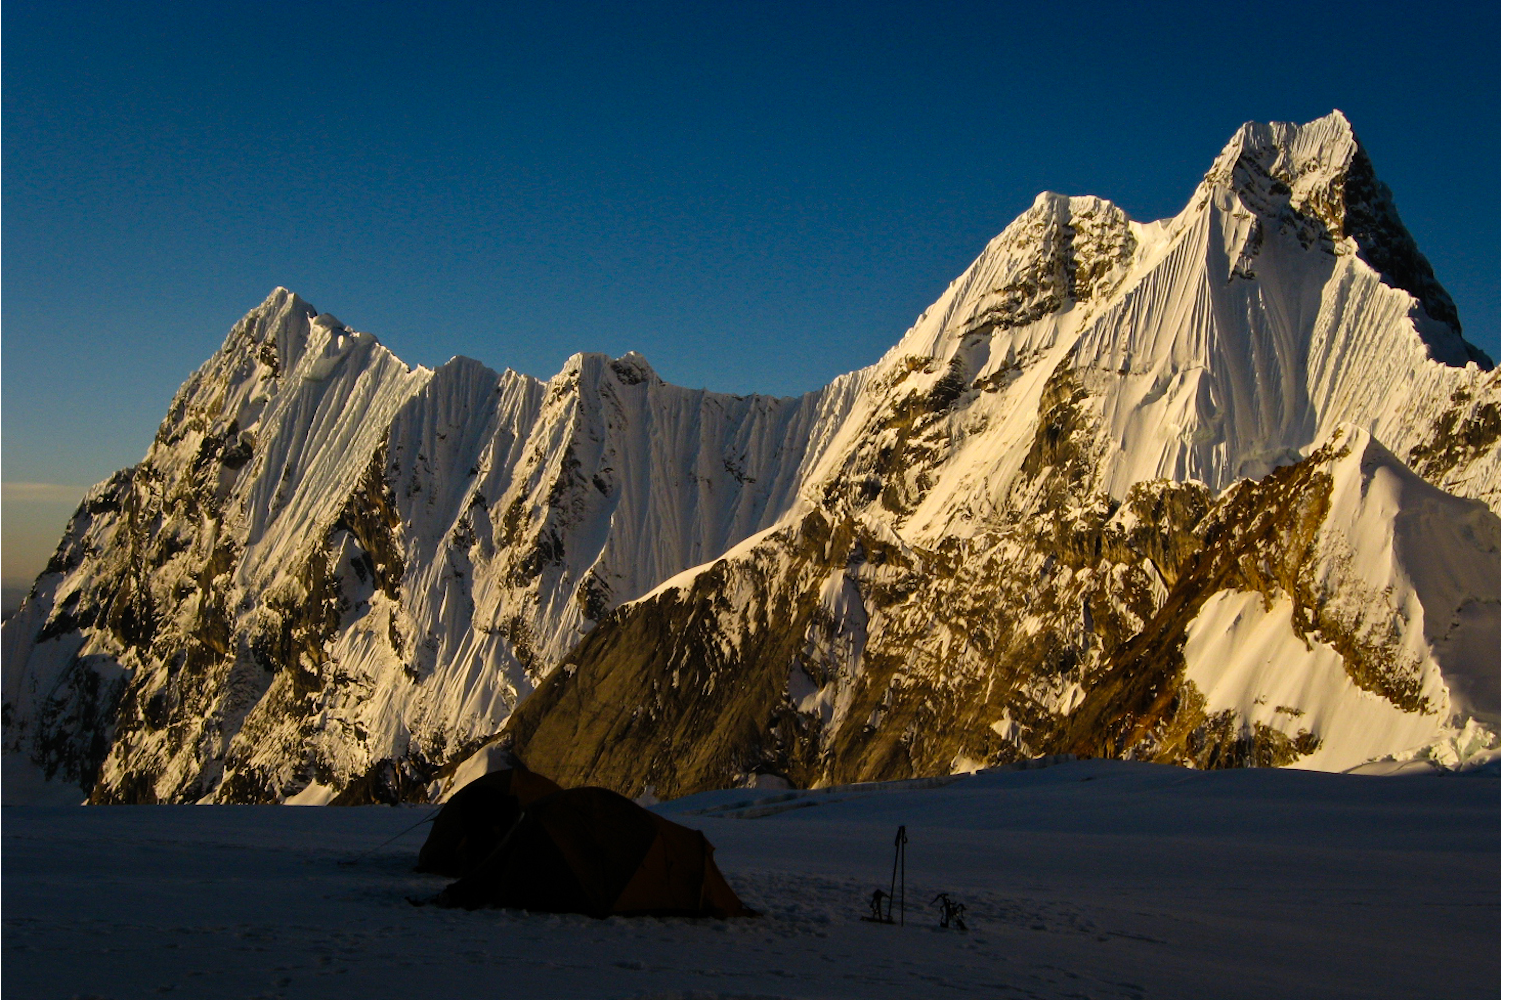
[1,111,1500,804]
[2,760,1498,999]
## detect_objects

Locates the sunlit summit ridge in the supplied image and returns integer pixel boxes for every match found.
[2,112,1499,806]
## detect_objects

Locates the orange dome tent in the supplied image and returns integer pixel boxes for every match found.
[431,785,752,918]
[416,764,563,877]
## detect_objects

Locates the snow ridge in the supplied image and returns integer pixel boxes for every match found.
[1,112,1500,803]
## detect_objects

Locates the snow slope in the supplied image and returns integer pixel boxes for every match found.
[1181,429,1500,772]
[1,111,1500,804]
[1,760,1498,999]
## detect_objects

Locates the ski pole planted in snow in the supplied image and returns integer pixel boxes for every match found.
[862,825,909,924]
[893,825,907,926]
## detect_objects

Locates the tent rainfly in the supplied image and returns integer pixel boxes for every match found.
[429,785,753,918]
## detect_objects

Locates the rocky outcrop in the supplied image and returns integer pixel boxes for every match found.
[509,420,1498,798]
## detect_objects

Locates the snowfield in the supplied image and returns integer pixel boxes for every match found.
[4,759,1497,999]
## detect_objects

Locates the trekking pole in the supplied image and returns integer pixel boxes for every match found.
[339,807,441,866]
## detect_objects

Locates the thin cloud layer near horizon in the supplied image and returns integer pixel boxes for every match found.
[1,0,1500,589]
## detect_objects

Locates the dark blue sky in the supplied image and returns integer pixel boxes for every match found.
[1,0,1500,583]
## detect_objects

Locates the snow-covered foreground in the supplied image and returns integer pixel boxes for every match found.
[4,759,1497,999]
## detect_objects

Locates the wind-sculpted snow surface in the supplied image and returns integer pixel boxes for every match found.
[1,111,1500,804]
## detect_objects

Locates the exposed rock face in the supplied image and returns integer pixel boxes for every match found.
[2,111,1500,803]
[509,425,1497,797]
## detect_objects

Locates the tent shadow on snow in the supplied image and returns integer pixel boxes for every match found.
[415,763,753,919]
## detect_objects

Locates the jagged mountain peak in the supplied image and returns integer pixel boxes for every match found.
[822,111,1499,524]
[552,349,664,389]
[212,287,315,364]
[1019,189,1130,220]
[992,192,1138,307]
[608,350,660,385]
[3,115,1499,806]
[258,285,308,312]
[1208,109,1359,195]
[1200,111,1485,367]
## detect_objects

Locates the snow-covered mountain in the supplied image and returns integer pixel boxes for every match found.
[2,111,1499,803]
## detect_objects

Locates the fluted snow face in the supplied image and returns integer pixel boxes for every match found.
[1,112,1500,803]
[796,111,1497,546]
[1,287,867,802]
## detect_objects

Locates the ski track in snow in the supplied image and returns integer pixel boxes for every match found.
[4,761,1497,1000]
